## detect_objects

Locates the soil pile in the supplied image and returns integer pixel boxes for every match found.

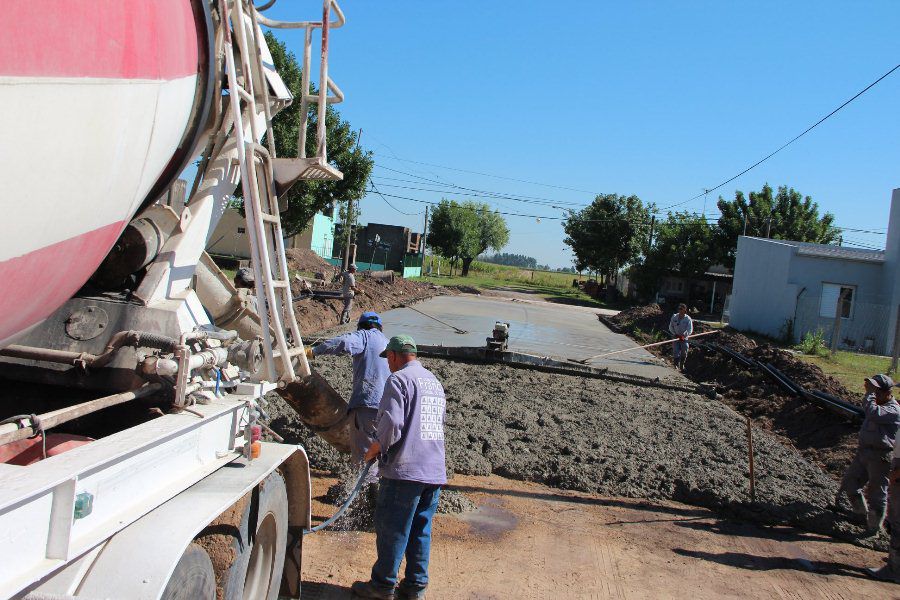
[285,248,334,275]
[290,273,453,335]
[605,305,861,479]
[266,355,884,549]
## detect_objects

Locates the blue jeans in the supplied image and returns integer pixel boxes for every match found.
[371,478,441,592]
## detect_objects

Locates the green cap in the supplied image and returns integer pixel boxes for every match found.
[379,334,417,357]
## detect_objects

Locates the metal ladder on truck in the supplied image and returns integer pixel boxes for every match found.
[220,0,345,382]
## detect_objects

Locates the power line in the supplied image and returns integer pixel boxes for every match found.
[378,156,600,195]
[366,190,566,220]
[658,62,900,212]
[372,165,590,207]
[369,181,587,209]
[368,180,424,216]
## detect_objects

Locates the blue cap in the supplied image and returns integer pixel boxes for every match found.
[358,311,382,326]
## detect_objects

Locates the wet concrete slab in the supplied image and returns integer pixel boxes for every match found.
[380,295,676,379]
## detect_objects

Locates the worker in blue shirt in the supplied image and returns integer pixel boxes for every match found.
[306,311,390,469]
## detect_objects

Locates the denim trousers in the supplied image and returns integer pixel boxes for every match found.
[371,477,441,591]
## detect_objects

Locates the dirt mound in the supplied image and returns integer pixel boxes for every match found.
[291,274,454,335]
[606,304,860,480]
[265,355,883,549]
[285,248,333,275]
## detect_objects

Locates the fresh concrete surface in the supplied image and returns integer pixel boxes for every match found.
[380,295,675,379]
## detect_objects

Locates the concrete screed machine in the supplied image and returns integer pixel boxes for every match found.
[0,1,357,598]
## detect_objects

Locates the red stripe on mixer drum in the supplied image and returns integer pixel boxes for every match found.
[0,221,126,346]
[0,0,199,80]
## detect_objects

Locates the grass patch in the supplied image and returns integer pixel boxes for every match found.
[796,351,892,395]
[411,260,622,308]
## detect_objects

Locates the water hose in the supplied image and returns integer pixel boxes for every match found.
[304,459,375,534]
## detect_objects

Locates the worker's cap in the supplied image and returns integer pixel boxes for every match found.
[866,374,894,390]
[348,264,357,271]
[234,267,255,286]
[379,334,417,357]
[358,311,382,326]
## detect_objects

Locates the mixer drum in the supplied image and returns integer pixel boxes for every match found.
[0,0,213,346]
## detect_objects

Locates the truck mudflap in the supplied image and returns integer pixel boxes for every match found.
[21,442,309,600]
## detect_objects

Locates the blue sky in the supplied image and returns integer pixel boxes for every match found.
[260,1,900,269]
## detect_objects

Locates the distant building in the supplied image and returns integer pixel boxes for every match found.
[334,222,422,275]
[615,266,733,314]
[729,188,900,354]
[207,205,336,260]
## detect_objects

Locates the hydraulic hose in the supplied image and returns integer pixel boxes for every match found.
[304,460,375,534]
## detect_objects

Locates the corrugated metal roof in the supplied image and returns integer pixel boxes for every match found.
[793,241,885,263]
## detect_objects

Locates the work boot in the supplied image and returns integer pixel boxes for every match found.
[867,508,887,535]
[396,582,426,599]
[872,546,900,581]
[351,580,395,599]
[849,493,869,517]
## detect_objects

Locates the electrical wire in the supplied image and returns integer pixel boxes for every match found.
[374,164,590,207]
[658,62,900,212]
[368,180,424,216]
[378,156,600,194]
[370,181,585,209]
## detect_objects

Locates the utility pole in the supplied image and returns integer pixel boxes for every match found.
[830,288,849,354]
[647,215,656,249]
[342,129,363,270]
[891,304,900,375]
[421,205,430,273]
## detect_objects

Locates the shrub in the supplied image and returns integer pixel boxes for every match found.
[798,329,827,356]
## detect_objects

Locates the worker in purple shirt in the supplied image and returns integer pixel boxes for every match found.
[352,335,446,600]
[305,311,390,471]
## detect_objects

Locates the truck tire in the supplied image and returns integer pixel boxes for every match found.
[161,542,216,600]
[196,471,289,600]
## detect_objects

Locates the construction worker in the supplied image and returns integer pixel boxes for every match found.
[352,335,446,600]
[868,430,900,582]
[340,263,358,324]
[668,303,693,371]
[233,266,259,313]
[306,311,390,468]
[837,373,900,534]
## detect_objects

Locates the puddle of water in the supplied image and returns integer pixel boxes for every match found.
[457,499,518,539]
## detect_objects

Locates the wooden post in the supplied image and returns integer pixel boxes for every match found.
[891,304,900,375]
[746,416,756,503]
[830,288,848,355]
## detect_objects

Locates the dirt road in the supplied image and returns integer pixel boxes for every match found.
[302,474,894,599]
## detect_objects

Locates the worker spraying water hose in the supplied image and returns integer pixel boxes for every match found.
[569,329,720,365]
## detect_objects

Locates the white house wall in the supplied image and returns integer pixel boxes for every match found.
[729,237,796,338]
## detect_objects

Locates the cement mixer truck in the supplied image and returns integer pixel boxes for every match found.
[0,1,354,598]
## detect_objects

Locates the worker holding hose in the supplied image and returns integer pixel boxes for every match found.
[837,373,900,535]
[352,335,446,600]
[306,311,389,473]
[340,263,358,324]
[668,303,693,371]
[868,421,900,583]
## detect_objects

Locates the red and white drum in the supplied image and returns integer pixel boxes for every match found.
[0,0,212,345]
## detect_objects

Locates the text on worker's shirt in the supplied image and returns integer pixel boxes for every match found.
[417,377,446,441]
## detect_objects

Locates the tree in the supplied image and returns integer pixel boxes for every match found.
[715,184,839,267]
[563,194,650,282]
[235,32,373,237]
[632,212,719,299]
[480,253,539,269]
[428,200,510,276]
